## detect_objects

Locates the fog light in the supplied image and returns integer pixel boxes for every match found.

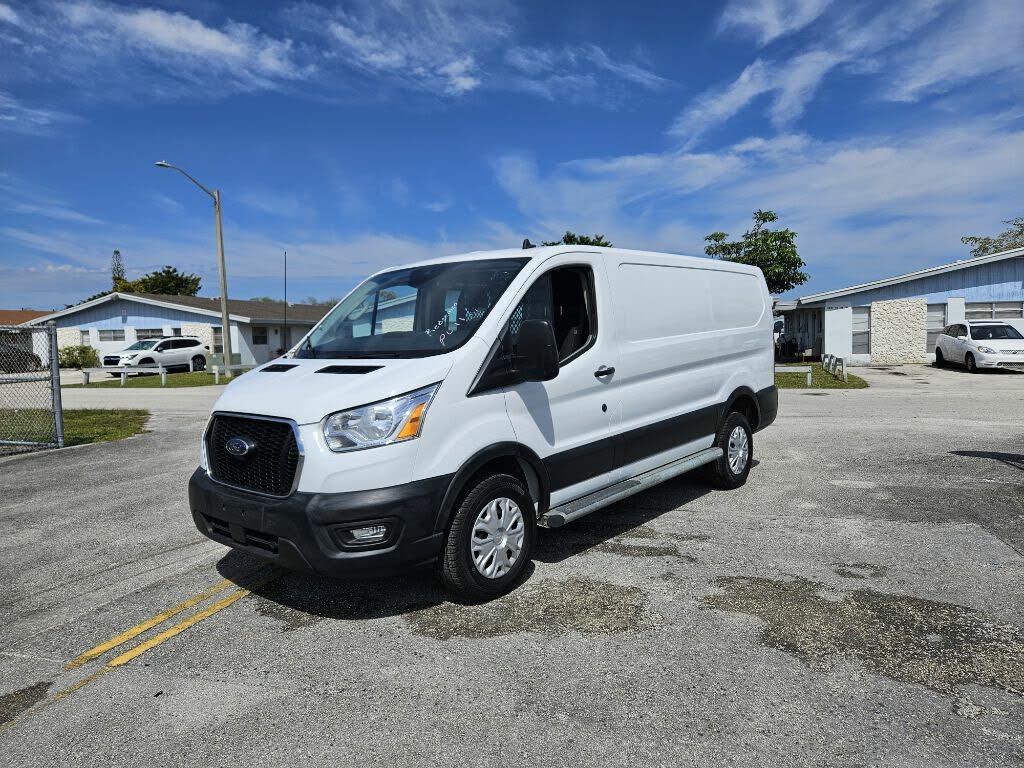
[349,524,388,543]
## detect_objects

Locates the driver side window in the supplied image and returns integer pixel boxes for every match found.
[508,266,596,365]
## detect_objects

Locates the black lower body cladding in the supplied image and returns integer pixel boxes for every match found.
[188,469,452,575]
[755,385,779,430]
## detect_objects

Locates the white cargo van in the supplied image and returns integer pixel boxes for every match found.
[189,246,777,599]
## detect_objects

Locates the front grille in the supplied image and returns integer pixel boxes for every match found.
[103,356,120,366]
[207,414,300,496]
[998,362,1024,369]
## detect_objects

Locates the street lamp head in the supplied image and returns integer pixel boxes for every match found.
[154,160,172,168]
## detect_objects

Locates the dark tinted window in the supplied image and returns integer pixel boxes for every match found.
[508,266,596,364]
[970,324,1023,340]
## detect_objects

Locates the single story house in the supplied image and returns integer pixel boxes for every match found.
[27,292,332,366]
[775,246,1024,365]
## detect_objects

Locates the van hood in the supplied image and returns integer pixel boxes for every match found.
[211,356,456,425]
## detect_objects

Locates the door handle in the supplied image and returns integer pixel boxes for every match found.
[594,366,615,379]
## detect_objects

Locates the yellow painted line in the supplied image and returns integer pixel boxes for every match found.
[106,571,276,668]
[0,669,111,733]
[65,577,236,670]
[49,667,111,705]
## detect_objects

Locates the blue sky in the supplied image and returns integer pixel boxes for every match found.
[1,0,1022,309]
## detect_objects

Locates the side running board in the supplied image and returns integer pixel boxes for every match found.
[539,447,723,529]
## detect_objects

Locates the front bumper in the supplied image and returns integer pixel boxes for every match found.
[976,353,1024,369]
[188,469,452,575]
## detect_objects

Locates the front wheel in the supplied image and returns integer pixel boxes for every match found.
[439,473,535,602]
[965,353,978,374]
[707,412,753,490]
[934,348,945,367]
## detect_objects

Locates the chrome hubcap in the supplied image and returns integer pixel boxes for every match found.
[471,497,524,579]
[727,426,749,474]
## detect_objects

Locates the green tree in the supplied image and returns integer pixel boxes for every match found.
[111,249,125,281]
[127,266,202,296]
[961,216,1024,258]
[704,210,808,295]
[542,231,613,247]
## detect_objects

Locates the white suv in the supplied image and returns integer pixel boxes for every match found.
[934,321,1024,373]
[103,336,211,372]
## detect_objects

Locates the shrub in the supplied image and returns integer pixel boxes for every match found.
[59,345,100,369]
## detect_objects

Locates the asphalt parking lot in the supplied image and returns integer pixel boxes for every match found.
[1,365,1022,767]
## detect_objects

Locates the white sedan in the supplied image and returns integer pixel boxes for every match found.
[934,321,1024,373]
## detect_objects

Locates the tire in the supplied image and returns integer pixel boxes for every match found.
[965,353,978,374]
[191,355,206,371]
[934,348,945,367]
[439,473,535,602]
[707,411,753,490]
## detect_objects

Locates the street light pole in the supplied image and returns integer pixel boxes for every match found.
[155,161,234,378]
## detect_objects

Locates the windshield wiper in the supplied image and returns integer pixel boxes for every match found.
[299,337,316,358]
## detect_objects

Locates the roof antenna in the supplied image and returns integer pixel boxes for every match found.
[522,238,536,249]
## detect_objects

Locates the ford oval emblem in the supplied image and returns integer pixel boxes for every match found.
[225,436,254,457]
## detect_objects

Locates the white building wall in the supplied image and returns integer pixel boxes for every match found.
[870,298,927,364]
[823,302,852,359]
[946,297,966,325]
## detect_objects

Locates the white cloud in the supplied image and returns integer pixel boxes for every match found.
[236,189,307,219]
[669,53,838,145]
[3,1,311,101]
[438,56,481,95]
[11,203,102,225]
[0,92,79,133]
[718,0,833,45]
[309,0,513,96]
[504,43,670,100]
[0,3,19,25]
[886,0,1024,102]
[495,116,1024,293]
[672,0,953,145]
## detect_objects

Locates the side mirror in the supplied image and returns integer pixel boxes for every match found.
[513,319,559,382]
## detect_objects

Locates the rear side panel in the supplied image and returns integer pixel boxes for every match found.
[604,255,772,483]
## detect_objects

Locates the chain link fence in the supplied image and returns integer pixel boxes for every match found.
[0,323,64,455]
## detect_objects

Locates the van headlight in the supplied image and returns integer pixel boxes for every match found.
[322,383,439,452]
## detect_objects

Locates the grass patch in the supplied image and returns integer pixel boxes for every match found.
[0,408,150,449]
[776,362,869,389]
[68,370,250,388]
[63,409,151,445]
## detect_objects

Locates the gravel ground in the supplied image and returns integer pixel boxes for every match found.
[0,365,1022,767]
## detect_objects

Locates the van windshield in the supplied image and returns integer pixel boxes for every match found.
[297,258,529,359]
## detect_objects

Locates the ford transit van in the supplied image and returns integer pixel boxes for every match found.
[189,246,777,599]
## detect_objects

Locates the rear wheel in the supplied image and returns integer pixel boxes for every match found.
[965,353,978,373]
[439,473,535,602]
[707,412,753,489]
[191,355,206,371]
[934,348,945,367]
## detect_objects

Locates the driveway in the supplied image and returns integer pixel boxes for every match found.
[1,365,1021,766]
